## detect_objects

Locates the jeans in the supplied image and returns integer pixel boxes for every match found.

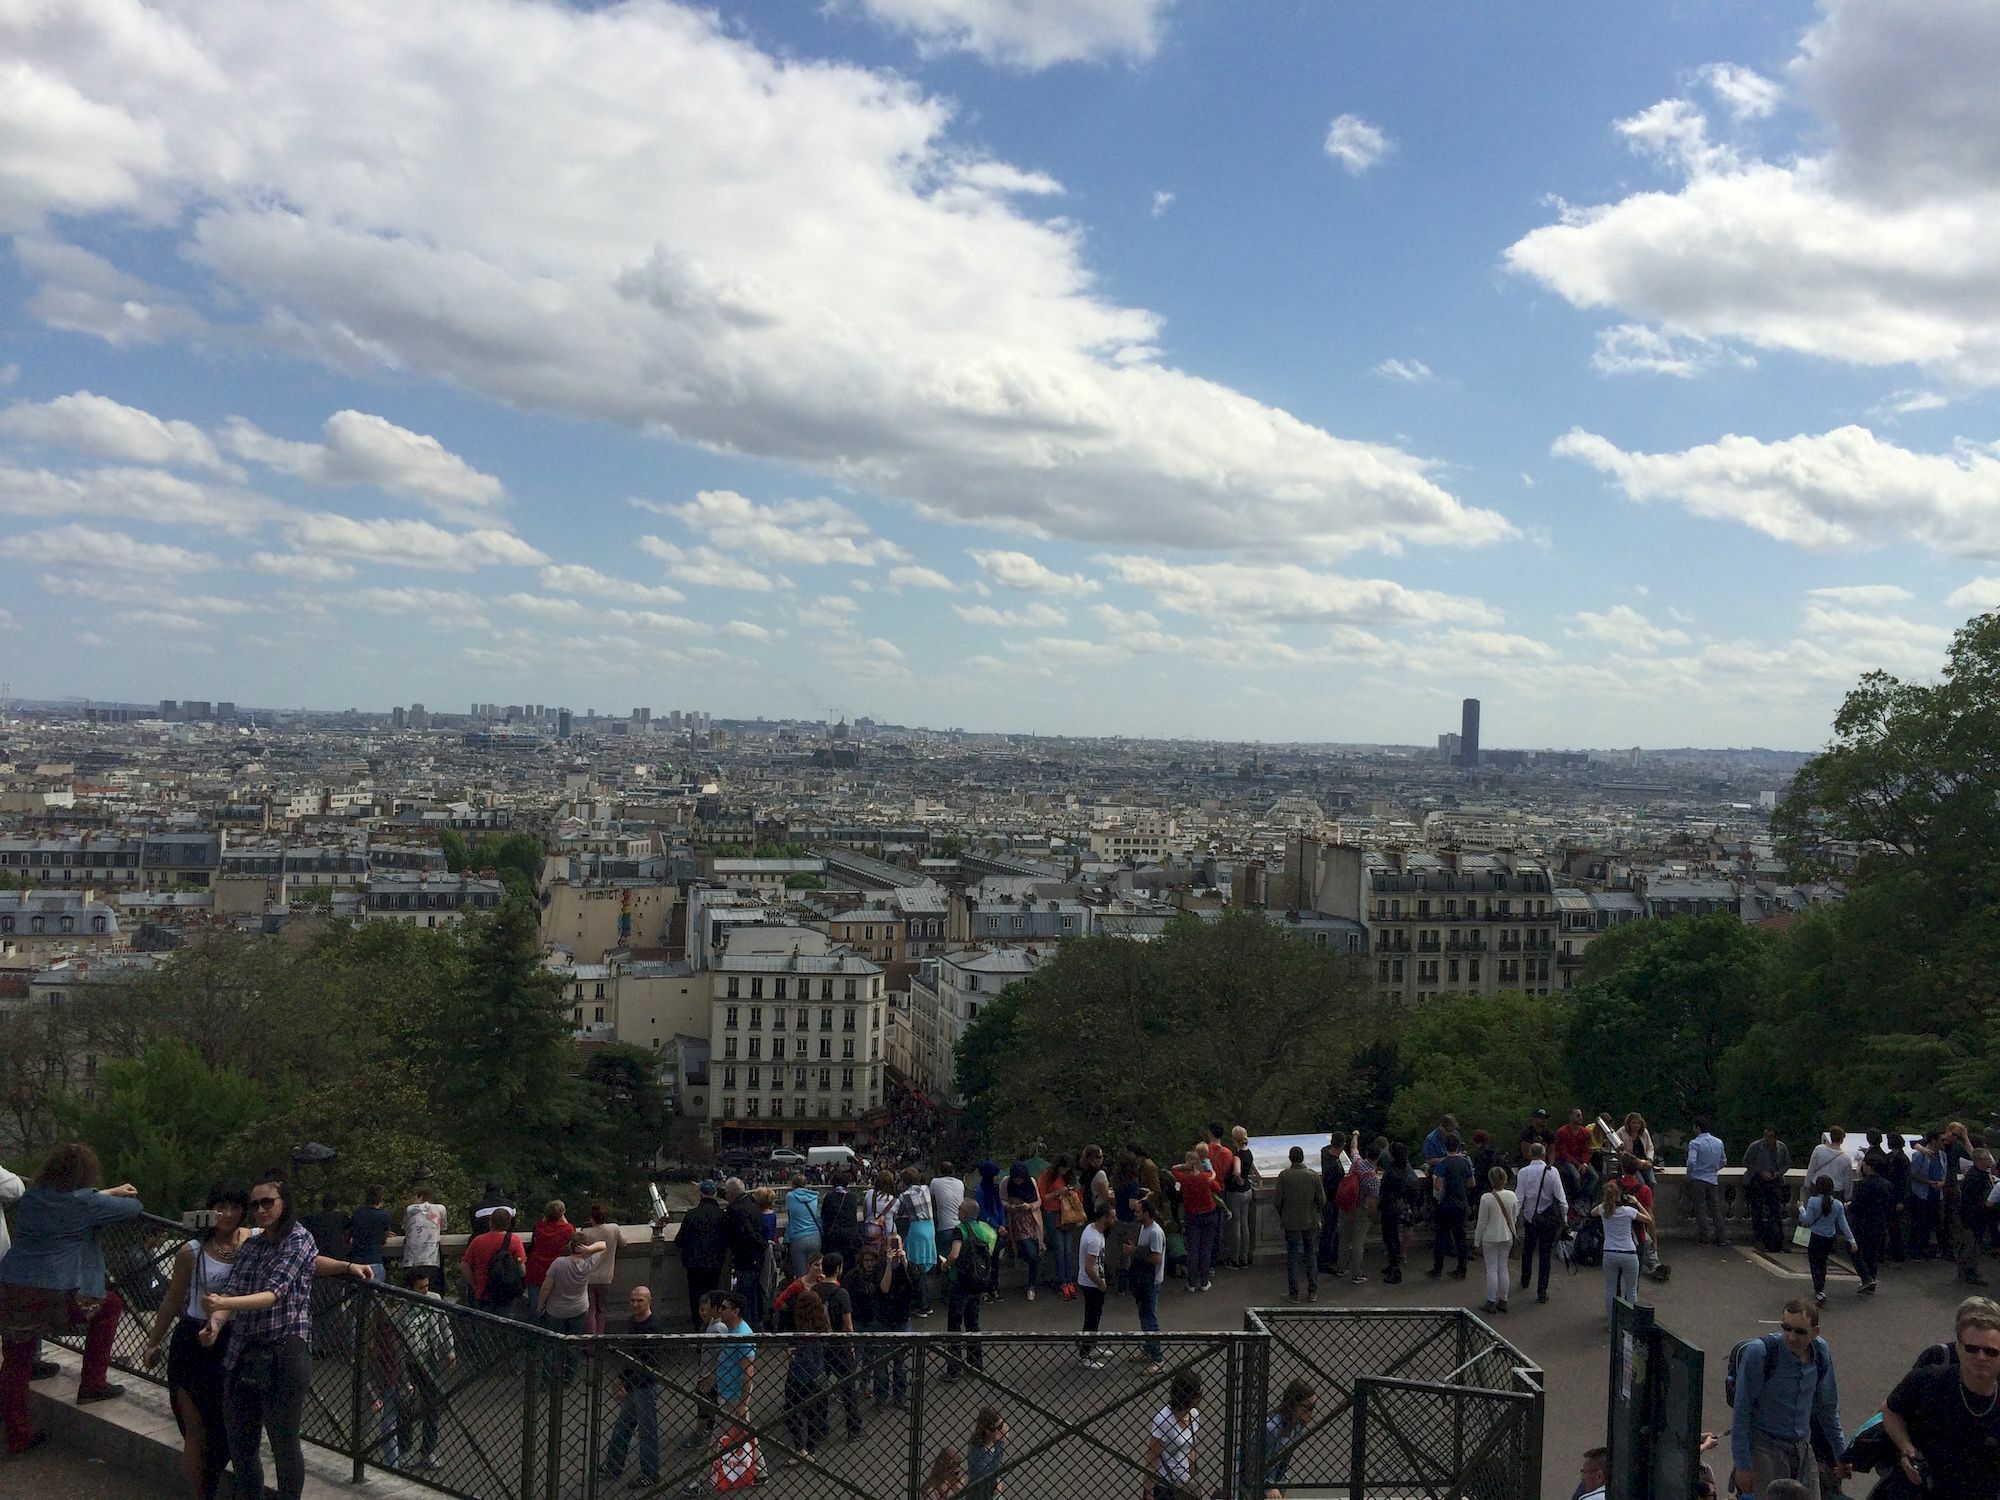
[1855,1219,1886,1285]
[604,1381,660,1479]
[393,1370,443,1467]
[863,1318,909,1403]
[1284,1229,1317,1296]
[1430,1204,1468,1274]
[1602,1251,1639,1322]
[1184,1209,1221,1288]
[1519,1216,1558,1297]
[1808,1231,1835,1294]
[730,1262,764,1330]
[540,1311,584,1385]
[1910,1194,1939,1257]
[586,1283,609,1336]
[1748,1176,1785,1249]
[946,1285,983,1372]
[225,1336,311,1500]
[1339,1208,1369,1279]
[1482,1242,1510,1306]
[1749,1432,1821,1499]
[3,1290,123,1451]
[1381,1208,1404,1277]
[1078,1286,1105,1360]
[1014,1237,1041,1292]
[1132,1277,1161,1365]
[1318,1202,1341,1271]
[1051,1226,1079,1287]
[826,1342,863,1436]
[1223,1190,1253,1264]
[788,1234,822,1279]
[783,1366,828,1454]
[1688,1179,1725,1243]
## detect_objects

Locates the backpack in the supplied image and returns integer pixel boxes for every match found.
[1566,1213,1603,1269]
[1725,1332,1829,1406]
[956,1222,996,1287]
[1058,1187,1086,1229]
[1336,1167,1362,1212]
[483,1234,525,1305]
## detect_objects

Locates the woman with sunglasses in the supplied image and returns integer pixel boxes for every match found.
[143,1184,251,1500]
[1881,1295,2000,1499]
[200,1177,370,1500]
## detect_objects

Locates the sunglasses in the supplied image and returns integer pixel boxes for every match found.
[1960,1340,2000,1359]
[250,1196,280,1209]
[1780,1324,1814,1337]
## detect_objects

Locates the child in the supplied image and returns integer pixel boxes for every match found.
[920,1447,967,1500]
[968,1407,1007,1500]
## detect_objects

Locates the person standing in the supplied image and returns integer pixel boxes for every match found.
[1596,1181,1649,1326]
[1131,1196,1166,1375]
[1221,1126,1255,1270]
[582,1205,621,1335]
[781,1289,830,1462]
[1849,1154,1893,1294]
[677,1182,728,1328]
[460,1207,526,1313]
[1797,1177,1857,1308]
[1553,1109,1598,1205]
[1476,1166,1516,1314]
[1744,1127,1793,1253]
[783,1174,823,1280]
[142,1184,251,1500]
[599,1284,662,1487]
[1274,1147,1325,1302]
[387,1265,453,1475]
[1003,1162,1043,1302]
[966,1407,1008,1500]
[1881,1295,2000,1500]
[928,1162,966,1267]
[1907,1135,1943,1260]
[1317,1132,1346,1276]
[1037,1157,1079,1296]
[1143,1369,1202,1500]
[1805,1131,1853,1203]
[1957,1150,1994,1287]
[1337,1133,1378,1287]
[1728,1299,1843,1500]
[1378,1143,1411,1285]
[400,1185,447,1290]
[1686,1119,1727,1246]
[1076,1203,1112,1369]
[524,1199,575,1323]
[346,1186,392,1286]
[895,1169,938,1317]
[1427,1135,1472,1281]
[848,1238,914,1408]
[203,1175,371,1500]
[1513,1145,1567,1305]
[1615,1113,1658,1188]
[815,1252,863,1442]
[944,1201,994,1379]
[1,1144,143,1455]
[1171,1149,1222,1293]
[722,1179,768,1328]
[1883,1133,1913,1263]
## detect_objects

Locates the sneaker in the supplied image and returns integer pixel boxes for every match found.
[1482,1300,1497,1313]
[1286,1291,1299,1302]
[1077,1354,1107,1369]
[1143,1362,1165,1376]
[1306,1289,1318,1303]
[1536,1293,1549,1304]
[1350,1275,1369,1285]
[6,1433,49,1459]
[1858,1282,1876,1295]
[1026,1288,1035,1302]
[75,1384,125,1405]
[1449,1268,1468,1281]
[28,1361,58,1382]
[1426,1268,1442,1280]
[1199,1281,1213,1292]
[1497,1301,1509,1313]
[1813,1291,1827,1306]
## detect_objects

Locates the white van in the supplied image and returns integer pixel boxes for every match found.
[807,1145,859,1173]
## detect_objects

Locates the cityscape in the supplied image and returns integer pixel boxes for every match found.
[5,1,1999,1498]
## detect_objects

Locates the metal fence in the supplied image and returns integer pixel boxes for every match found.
[55,1213,1543,1499]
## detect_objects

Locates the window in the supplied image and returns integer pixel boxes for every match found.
[770,1098,784,1119]
[775,978,787,1000]
[796,1008,809,1030]
[818,1068,831,1091]
[573,1007,583,1022]
[594,1006,605,1022]
[819,1039,831,1060]
[724,1037,738,1059]
[840,1099,853,1117]
[748,1067,761,1089]
[746,1097,760,1117]
[748,1037,761,1060]
[724,1066,737,1088]
[843,1007,856,1032]
[967,1003,979,1024]
[748,1006,762,1029]
[793,1067,807,1090]
[722,1097,735,1118]
[967,973,981,992]
[794,1038,808,1058]
[1469,959,1481,983]
[1391,959,1403,981]
[726,977,740,999]
[820,1008,833,1031]
[819,1099,831,1117]
[842,1039,855,1060]
[750,978,763,1000]
[842,1068,856,1089]
[821,980,833,1000]
[773,1008,785,1030]
[844,979,857,1001]
[593,981,605,999]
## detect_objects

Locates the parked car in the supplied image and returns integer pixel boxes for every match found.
[767,1148,808,1168]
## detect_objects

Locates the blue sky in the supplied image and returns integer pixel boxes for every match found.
[3,0,1996,748]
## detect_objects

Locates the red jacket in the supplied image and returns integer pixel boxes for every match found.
[1553,1124,1594,1169]
[526,1217,575,1287]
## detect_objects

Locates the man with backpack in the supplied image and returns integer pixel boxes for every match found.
[1318,1132,1346,1275]
[1337,1131,1377,1286]
[944,1200,995,1379]
[1729,1299,1846,1499]
[462,1207,527,1314]
[1515,1143,1567,1304]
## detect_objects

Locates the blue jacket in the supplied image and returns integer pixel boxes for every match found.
[0,1186,144,1300]
[1799,1196,1854,1242]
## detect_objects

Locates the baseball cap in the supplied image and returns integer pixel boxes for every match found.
[699,1180,718,1197]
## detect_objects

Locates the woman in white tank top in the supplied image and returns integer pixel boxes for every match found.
[143,1185,250,1500]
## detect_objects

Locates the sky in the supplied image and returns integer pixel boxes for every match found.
[3,0,1998,749]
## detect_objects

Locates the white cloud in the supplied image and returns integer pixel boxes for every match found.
[250,550,355,582]
[1947,578,2000,612]
[723,620,772,641]
[1324,114,1391,175]
[1372,358,1433,383]
[1508,1,2000,388]
[0,462,282,533]
[796,595,861,629]
[1572,603,1692,650]
[536,564,685,604]
[605,607,710,635]
[500,593,586,618]
[221,411,503,521]
[1807,583,1913,605]
[0,390,235,472]
[887,564,953,591]
[117,607,208,632]
[849,0,1171,67]
[951,601,1068,628]
[969,549,1099,596]
[1150,190,1174,217]
[288,514,547,571]
[1095,555,1500,626]
[646,489,905,568]
[1873,389,1949,418]
[0,523,213,572]
[636,538,782,592]
[1591,325,1745,379]
[1554,425,2000,557]
[1435,629,1557,662]
[4,0,1502,561]
[1695,62,1782,122]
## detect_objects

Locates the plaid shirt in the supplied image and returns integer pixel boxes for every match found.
[220,1223,319,1369]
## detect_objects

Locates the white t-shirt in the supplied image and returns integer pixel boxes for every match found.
[1079,1224,1108,1291]
[586,1224,620,1286]
[402,1201,446,1268]
[929,1176,965,1228]
[1149,1406,1198,1484]
[1599,1204,1640,1255]
[1135,1221,1166,1286]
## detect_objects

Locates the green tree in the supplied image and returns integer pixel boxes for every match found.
[784,873,825,890]
[1386,990,1572,1151]
[59,1041,268,1212]
[439,828,471,873]
[935,835,966,859]
[581,1045,670,1216]
[954,983,1025,1142]
[1563,912,1767,1133]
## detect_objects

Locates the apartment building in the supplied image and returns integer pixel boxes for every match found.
[0,889,121,951]
[362,871,505,927]
[707,928,886,1147]
[903,945,1046,1103]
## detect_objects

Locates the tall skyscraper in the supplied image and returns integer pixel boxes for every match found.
[557,708,573,740]
[1459,698,1481,768]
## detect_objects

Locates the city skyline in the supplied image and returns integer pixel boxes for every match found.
[3,0,1997,748]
